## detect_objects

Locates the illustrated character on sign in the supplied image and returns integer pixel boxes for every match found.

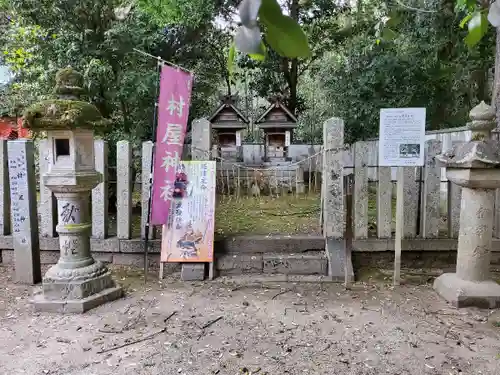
[176,222,204,259]
[173,164,188,198]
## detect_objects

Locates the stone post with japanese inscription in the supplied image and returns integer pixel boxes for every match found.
[23,67,122,313]
[7,140,41,284]
[322,118,352,281]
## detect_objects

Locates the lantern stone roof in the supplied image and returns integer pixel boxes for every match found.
[22,67,111,132]
[255,98,297,129]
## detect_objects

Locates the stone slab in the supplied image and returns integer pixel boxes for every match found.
[218,274,340,284]
[141,141,154,240]
[31,286,123,314]
[434,272,500,308]
[119,238,161,253]
[116,141,132,239]
[8,140,41,284]
[322,118,344,238]
[92,140,108,239]
[217,254,263,275]
[191,118,211,160]
[354,141,369,239]
[422,140,441,238]
[402,167,418,238]
[8,236,500,254]
[181,263,205,281]
[447,141,465,238]
[215,235,325,254]
[2,249,112,265]
[38,139,57,238]
[112,253,163,269]
[377,166,392,238]
[262,252,327,275]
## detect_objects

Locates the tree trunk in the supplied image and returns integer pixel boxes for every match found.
[288,59,298,113]
[287,0,299,114]
[492,28,500,128]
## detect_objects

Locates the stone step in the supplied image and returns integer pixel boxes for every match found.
[215,235,325,254]
[216,251,328,276]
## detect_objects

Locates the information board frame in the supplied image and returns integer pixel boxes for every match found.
[378,108,426,286]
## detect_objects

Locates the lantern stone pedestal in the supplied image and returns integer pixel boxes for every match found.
[24,68,122,313]
[32,160,123,313]
[433,102,500,308]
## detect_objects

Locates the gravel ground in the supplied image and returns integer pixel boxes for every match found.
[1,264,500,375]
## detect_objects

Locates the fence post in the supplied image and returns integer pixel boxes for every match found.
[192,118,211,160]
[377,165,392,238]
[322,118,352,281]
[448,141,464,238]
[181,118,212,281]
[117,140,132,239]
[141,141,154,239]
[354,141,369,239]
[403,167,418,238]
[38,139,57,237]
[422,139,441,238]
[92,139,108,239]
[0,140,10,236]
[8,140,41,284]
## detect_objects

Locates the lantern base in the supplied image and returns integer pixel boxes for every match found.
[434,273,500,309]
[31,271,122,313]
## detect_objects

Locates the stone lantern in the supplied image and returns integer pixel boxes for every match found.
[23,67,122,313]
[434,101,500,308]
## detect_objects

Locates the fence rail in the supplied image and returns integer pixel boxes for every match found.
[0,121,494,246]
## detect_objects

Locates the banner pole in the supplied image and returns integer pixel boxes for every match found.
[143,58,162,284]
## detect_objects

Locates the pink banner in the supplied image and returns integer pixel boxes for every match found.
[150,65,193,225]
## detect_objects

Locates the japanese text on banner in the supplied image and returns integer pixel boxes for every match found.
[150,65,193,225]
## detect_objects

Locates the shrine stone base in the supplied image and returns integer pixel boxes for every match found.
[32,285,122,314]
[433,273,500,309]
[31,269,122,313]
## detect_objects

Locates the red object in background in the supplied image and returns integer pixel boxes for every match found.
[0,116,30,139]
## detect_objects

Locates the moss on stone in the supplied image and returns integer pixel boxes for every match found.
[53,67,85,97]
[22,99,111,131]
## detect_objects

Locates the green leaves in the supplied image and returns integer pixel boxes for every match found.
[232,0,311,69]
[264,15,311,58]
[227,43,236,77]
[249,41,267,61]
[459,13,473,29]
[456,0,500,48]
[464,11,488,48]
[374,11,401,45]
[455,0,476,13]
[136,0,215,28]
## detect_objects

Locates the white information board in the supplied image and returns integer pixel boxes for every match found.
[379,108,426,167]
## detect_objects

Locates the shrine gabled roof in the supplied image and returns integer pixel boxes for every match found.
[255,100,298,129]
[208,101,249,129]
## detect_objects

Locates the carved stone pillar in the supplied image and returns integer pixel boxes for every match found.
[24,67,122,313]
[434,101,500,308]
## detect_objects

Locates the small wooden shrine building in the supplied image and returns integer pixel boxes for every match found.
[255,98,297,162]
[208,95,249,162]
